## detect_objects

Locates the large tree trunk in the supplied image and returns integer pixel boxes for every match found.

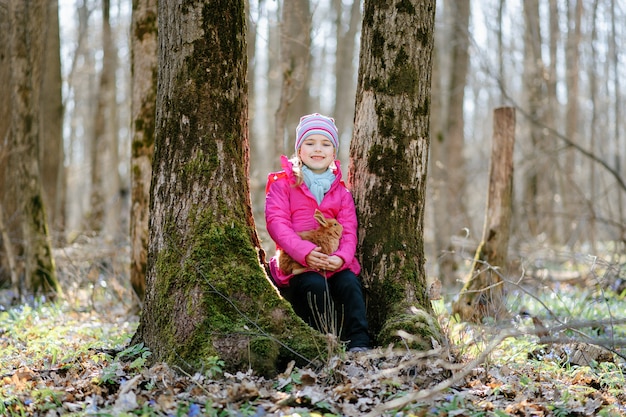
[8,0,61,298]
[350,0,438,349]
[452,108,515,323]
[130,0,158,302]
[133,0,324,376]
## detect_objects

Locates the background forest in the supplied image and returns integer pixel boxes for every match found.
[1,0,624,296]
[1,1,626,416]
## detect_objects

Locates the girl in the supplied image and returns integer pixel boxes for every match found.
[265,113,370,352]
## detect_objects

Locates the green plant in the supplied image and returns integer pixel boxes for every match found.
[204,355,225,378]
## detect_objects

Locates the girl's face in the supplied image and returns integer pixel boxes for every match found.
[298,134,336,173]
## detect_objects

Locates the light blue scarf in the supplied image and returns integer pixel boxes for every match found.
[302,165,335,205]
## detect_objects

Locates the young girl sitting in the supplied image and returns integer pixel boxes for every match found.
[265,113,370,352]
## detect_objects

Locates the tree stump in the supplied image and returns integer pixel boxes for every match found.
[452,107,516,323]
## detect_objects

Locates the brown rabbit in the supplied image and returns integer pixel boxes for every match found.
[278,209,343,275]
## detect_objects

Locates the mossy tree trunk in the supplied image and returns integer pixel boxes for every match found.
[7,0,61,299]
[349,0,438,349]
[452,107,516,323]
[129,0,158,303]
[132,0,325,376]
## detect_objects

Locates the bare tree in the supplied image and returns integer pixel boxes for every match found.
[39,0,65,245]
[130,0,158,302]
[521,0,547,239]
[429,0,470,288]
[333,0,361,165]
[561,0,583,241]
[350,0,439,348]
[89,0,121,240]
[274,0,311,155]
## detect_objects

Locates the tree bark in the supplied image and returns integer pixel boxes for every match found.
[350,0,438,349]
[40,0,65,244]
[452,107,515,323]
[130,0,158,302]
[133,0,324,375]
[8,0,61,298]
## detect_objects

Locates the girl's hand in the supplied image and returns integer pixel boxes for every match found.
[305,247,329,270]
[325,255,344,271]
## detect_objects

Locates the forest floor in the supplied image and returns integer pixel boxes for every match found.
[1,239,626,416]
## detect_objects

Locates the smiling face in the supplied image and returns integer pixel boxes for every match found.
[298,134,336,173]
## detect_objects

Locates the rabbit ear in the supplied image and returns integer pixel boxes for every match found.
[314,209,327,226]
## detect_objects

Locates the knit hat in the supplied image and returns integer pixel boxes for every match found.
[295,113,339,153]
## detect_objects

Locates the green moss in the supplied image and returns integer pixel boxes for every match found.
[371,29,386,61]
[378,308,440,350]
[149,207,327,375]
[388,64,418,96]
[396,0,416,14]
[249,337,280,374]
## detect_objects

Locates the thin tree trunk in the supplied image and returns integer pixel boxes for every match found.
[130,0,158,302]
[452,108,515,323]
[274,0,311,155]
[350,0,438,348]
[90,0,119,236]
[40,0,65,245]
[429,1,451,288]
[521,0,545,238]
[102,0,122,239]
[0,1,12,287]
[66,0,96,236]
[333,0,360,168]
[562,0,583,243]
[609,0,624,240]
[444,0,470,240]
[432,0,470,289]
[587,0,600,252]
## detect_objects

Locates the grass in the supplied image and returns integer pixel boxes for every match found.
[1,243,626,416]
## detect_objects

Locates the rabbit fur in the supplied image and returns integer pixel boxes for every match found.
[278,209,343,275]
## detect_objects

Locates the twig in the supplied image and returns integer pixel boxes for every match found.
[364,329,517,417]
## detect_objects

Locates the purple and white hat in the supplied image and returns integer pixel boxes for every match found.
[295,113,339,153]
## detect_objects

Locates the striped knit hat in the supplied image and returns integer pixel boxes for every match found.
[295,113,339,153]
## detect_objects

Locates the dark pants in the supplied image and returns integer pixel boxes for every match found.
[288,270,370,349]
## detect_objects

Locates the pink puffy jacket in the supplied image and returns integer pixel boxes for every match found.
[265,155,361,287]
